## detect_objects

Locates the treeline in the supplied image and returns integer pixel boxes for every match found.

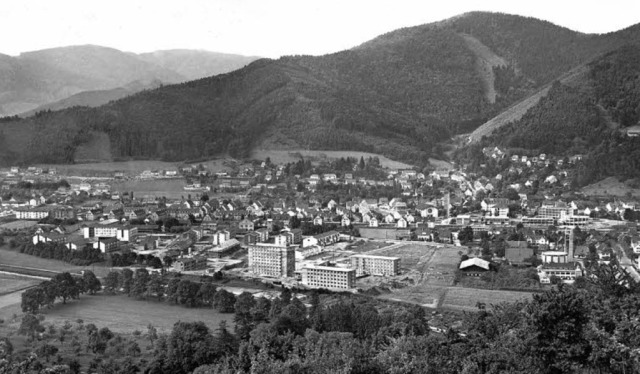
[158,264,639,374]
[20,242,104,266]
[6,263,640,373]
[101,268,235,311]
[21,271,101,314]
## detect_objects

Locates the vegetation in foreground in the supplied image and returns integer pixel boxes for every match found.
[0,263,638,373]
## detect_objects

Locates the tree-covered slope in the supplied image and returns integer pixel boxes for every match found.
[2,12,639,166]
[459,46,640,185]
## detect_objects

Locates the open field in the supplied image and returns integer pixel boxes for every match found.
[0,246,111,278]
[356,242,530,310]
[0,220,38,231]
[111,179,188,199]
[345,240,393,253]
[583,177,640,197]
[440,287,533,311]
[251,149,413,169]
[0,273,40,295]
[41,158,234,178]
[44,295,232,333]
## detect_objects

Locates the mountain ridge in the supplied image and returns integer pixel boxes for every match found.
[1,12,639,175]
[0,45,260,117]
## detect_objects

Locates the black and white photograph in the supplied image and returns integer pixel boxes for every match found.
[0,0,639,372]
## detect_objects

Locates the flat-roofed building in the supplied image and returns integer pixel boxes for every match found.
[350,254,400,276]
[248,243,295,278]
[538,262,583,283]
[302,263,355,290]
[173,257,208,272]
[82,225,137,242]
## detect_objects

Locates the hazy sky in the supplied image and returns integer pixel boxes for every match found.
[2,0,638,58]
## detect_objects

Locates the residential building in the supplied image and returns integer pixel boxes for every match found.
[314,231,340,246]
[538,262,583,283]
[15,206,52,220]
[248,243,295,277]
[350,254,400,276]
[173,257,208,272]
[82,224,137,242]
[302,262,356,290]
[459,257,491,276]
[93,237,120,253]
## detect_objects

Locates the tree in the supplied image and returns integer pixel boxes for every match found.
[234,292,257,340]
[18,314,44,341]
[51,272,80,304]
[147,324,158,346]
[119,268,134,296]
[131,268,150,299]
[103,271,120,294]
[151,321,217,374]
[82,271,102,295]
[458,226,474,244]
[213,289,237,313]
[35,343,58,362]
[21,287,45,314]
[524,285,591,372]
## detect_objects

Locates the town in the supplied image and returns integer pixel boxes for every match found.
[1,149,639,309]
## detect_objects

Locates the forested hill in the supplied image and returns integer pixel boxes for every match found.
[458,46,640,186]
[1,12,639,166]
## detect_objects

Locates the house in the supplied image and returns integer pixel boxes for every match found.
[173,257,208,272]
[32,232,67,245]
[396,217,408,228]
[341,215,351,227]
[369,216,379,227]
[238,219,255,231]
[314,231,340,246]
[459,258,491,276]
[93,237,120,253]
[313,216,323,226]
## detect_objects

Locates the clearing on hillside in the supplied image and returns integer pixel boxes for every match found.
[250,150,413,169]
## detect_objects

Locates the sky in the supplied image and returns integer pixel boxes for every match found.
[1,0,639,58]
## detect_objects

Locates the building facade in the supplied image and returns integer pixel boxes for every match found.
[302,263,356,290]
[248,243,295,278]
[350,254,400,276]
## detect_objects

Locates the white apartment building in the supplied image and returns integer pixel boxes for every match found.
[302,263,356,290]
[248,243,295,278]
[82,225,137,241]
[15,206,52,220]
[350,254,400,276]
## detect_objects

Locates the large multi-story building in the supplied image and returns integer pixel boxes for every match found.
[302,263,356,290]
[15,206,53,220]
[82,224,137,241]
[350,254,400,276]
[248,243,295,278]
[538,201,571,220]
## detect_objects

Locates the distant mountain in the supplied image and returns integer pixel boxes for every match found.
[138,50,259,81]
[0,45,259,117]
[19,80,164,117]
[1,12,639,167]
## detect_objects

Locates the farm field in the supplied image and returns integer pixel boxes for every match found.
[345,240,393,253]
[0,273,40,295]
[356,242,530,310]
[111,179,188,199]
[440,287,533,311]
[40,158,233,178]
[0,220,39,231]
[0,246,111,278]
[42,295,233,333]
[251,149,413,169]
